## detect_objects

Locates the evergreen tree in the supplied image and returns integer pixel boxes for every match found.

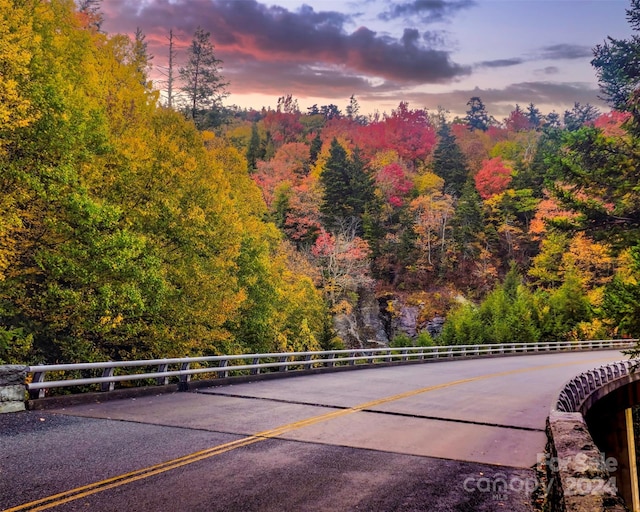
[513,128,562,194]
[549,125,640,250]
[309,132,322,165]
[451,179,485,260]
[592,0,640,112]
[603,244,640,339]
[563,102,600,131]
[133,27,152,87]
[179,26,228,128]
[464,96,490,131]
[432,121,469,196]
[526,103,543,129]
[320,139,374,233]
[246,122,261,171]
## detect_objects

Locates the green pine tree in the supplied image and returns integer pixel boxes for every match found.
[432,121,469,196]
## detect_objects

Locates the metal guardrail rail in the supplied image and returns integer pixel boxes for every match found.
[27,339,636,399]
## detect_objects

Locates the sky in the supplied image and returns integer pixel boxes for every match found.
[101,0,635,119]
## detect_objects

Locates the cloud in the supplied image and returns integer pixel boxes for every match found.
[379,0,476,23]
[538,44,593,60]
[394,81,605,117]
[535,66,560,76]
[476,58,524,69]
[102,0,470,85]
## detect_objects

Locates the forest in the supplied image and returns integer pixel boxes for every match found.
[2,0,640,364]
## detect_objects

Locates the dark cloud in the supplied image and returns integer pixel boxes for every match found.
[476,58,524,69]
[102,0,470,85]
[538,44,593,60]
[535,66,560,76]
[471,43,592,72]
[225,60,403,98]
[379,0,476,23]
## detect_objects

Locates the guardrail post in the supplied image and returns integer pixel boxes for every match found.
[219,359,229,378]
[30,371,46,399]
[0,365,27,413]
[178,362,191,391]
[156,364,169,385]
[277,356,288,372]
[251,357,261,375]
[100,367,115,392]
[326,353,335,368]
[303,354,313,370]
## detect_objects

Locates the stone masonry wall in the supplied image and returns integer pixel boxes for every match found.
[0,365,27,413]
[545,411,627,512]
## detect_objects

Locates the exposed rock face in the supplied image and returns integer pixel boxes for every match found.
[333,285,389,348]
[357,286,388,345]
[333,288,446,348]
[394,306,419,338]
[425,316,445,338]
[333,313,362,348]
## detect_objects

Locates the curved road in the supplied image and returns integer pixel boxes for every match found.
[0,350,629,511]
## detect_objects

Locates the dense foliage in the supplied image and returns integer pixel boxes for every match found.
[3,0,640,364]
[0,0,329,364]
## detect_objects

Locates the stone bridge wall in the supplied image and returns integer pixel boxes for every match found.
[0,365,27,413]
[547,361,636,512]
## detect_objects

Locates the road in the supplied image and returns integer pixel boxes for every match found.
[0,350,629,511]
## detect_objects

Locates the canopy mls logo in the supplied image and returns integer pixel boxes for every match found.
[462,453,618,500]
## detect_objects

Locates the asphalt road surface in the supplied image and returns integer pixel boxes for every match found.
[0,350,629,512]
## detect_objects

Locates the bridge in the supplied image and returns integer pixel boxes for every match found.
[0,342,637,511]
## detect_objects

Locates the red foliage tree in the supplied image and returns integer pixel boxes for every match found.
[382,102,436,162]
[376,162,414,207]
[263,111,303,147]
[593,110,631,137]
[504,107,531,132]
[474,157,512,199]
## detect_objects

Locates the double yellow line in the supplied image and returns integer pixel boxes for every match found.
[3,356,613,511]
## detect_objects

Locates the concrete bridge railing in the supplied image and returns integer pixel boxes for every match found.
[547,360,640,512]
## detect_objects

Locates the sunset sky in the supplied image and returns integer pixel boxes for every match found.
[102,0,634,119]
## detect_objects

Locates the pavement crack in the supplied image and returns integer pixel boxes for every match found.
[197,391,350,410]
[198,391,544,432]
[359,409,545,431]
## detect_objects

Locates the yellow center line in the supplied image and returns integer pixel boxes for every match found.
[3,355,618,512]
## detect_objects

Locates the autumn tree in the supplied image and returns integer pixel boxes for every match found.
[309,227,372,306]
[474,157,513,200]
[410,173,454,268]
[0,0,328,364]
[505,105,530,132]
[179,26,228,127]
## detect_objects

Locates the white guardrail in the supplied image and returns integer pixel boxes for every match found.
[27,339,637,399]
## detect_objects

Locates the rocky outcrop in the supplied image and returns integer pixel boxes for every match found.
[333,288,446,348]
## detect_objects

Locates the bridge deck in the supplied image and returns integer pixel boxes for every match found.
[0,350,628,511]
